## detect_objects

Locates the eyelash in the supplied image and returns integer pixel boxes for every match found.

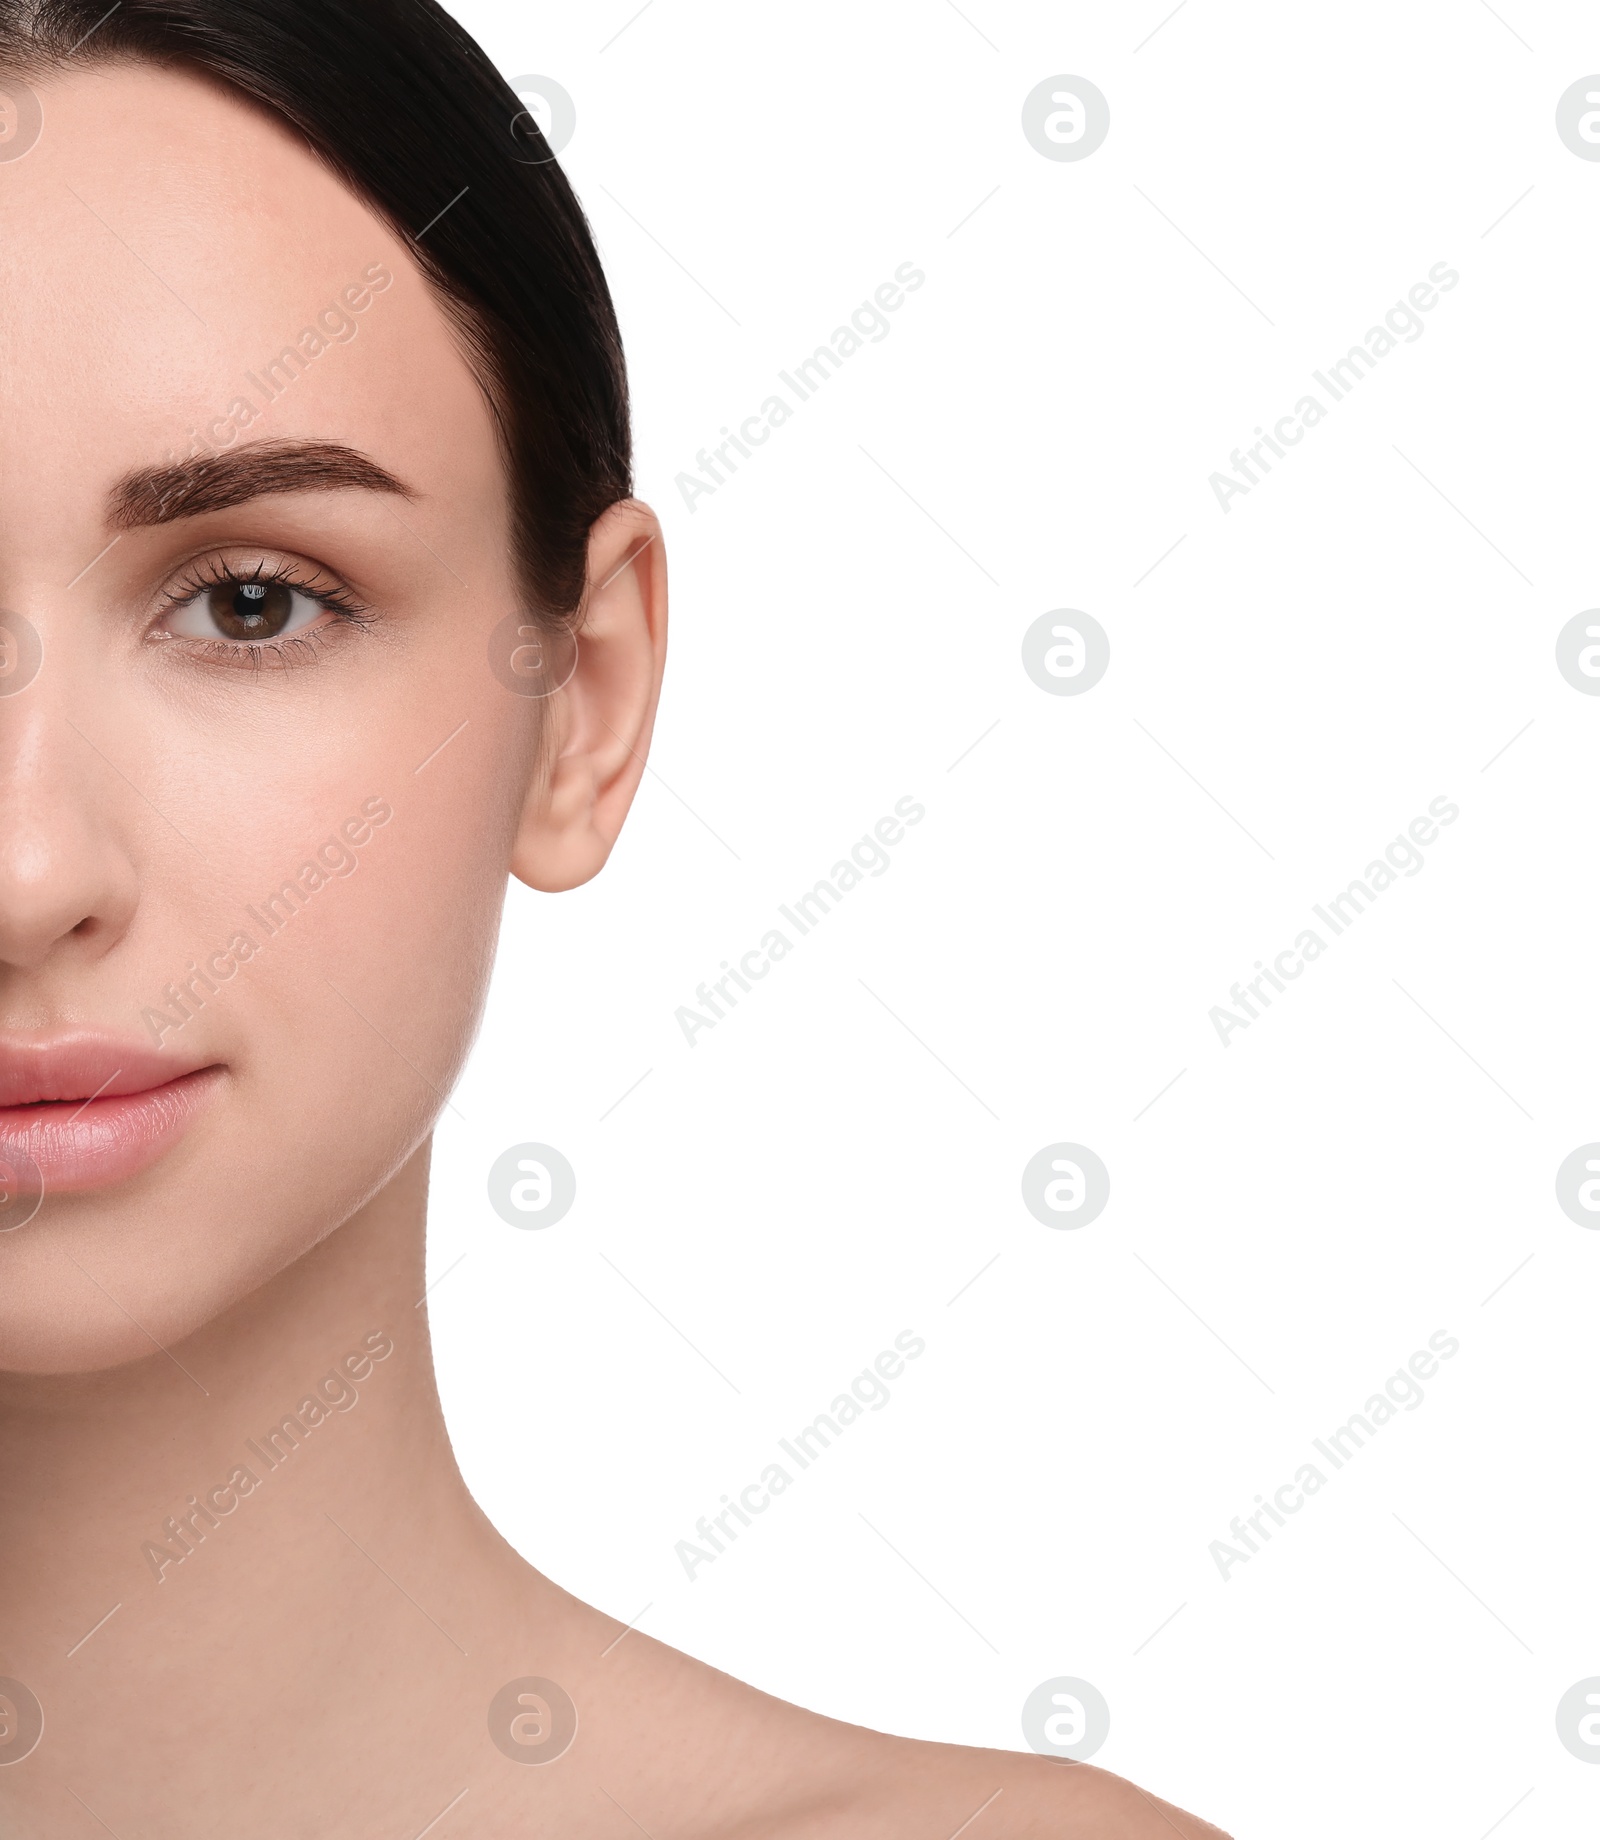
[153,555,374,671]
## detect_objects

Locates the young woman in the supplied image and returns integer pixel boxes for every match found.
[0,3,1226,1832]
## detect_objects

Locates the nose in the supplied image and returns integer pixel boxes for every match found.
[0,663,140,974]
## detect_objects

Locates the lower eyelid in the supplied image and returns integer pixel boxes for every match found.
[154,607,364,671]
[188,629,334,668]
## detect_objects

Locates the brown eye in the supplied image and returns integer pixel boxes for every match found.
[161,570,332,649]
[207,578,293,640]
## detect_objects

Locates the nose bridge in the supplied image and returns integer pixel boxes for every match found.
[0,622,140,972]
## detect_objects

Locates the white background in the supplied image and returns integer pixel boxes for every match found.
[421,5,1600,1834]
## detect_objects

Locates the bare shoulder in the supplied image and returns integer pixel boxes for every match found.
[955,1749,1234,1839]
[739,1728,1232,1840]
[586,1628,1230,1840]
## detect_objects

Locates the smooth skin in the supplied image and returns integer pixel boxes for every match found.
[0,62,1228,1839]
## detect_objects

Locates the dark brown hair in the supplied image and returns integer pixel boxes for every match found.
[0,0,632,629]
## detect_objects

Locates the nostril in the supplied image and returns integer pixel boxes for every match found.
[0,884,133,971]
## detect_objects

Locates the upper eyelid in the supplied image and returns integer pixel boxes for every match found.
[157,554,367,616]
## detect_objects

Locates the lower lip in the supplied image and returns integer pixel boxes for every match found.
[0,1067,223,1197]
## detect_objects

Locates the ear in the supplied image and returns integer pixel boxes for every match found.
[509,499,667,894]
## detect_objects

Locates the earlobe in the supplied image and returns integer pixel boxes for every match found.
[508,498,667,894]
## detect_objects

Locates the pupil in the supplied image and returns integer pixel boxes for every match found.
[209,579,293,641]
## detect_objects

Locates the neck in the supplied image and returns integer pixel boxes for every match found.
[1,1143,447,1595]
[0,1143,579,1821]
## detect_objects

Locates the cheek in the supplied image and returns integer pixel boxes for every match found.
[149,618,531,1080]
[0,709,530,1376]
[272,771,515,1078]
[200,726,523,1188]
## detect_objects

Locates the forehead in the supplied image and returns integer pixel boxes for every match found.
[0,59,498,514]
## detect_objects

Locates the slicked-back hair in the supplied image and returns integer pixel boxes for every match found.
[0,0,632,629]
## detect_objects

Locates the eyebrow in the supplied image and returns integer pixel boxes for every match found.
[108,438,415,529]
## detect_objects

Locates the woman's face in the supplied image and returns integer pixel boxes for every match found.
[0,61,661,1373]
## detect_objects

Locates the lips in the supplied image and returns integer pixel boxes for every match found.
[0,1035,223,1200]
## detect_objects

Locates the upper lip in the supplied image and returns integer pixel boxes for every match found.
[0,1033,217,1109]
